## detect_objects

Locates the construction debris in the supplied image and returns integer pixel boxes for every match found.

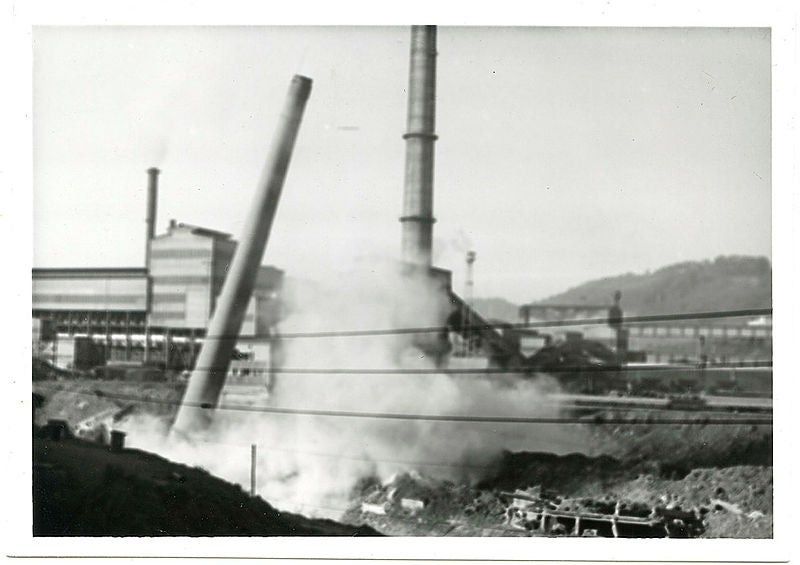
[711,498,743,515]
[345,456,775,538]
[501,488,703,538]
[361,503,387,516]
[400,498,425,513]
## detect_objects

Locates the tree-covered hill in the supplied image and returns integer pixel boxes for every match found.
[536,255,771,316]
[473,256,771,322]
[470,297,521,323]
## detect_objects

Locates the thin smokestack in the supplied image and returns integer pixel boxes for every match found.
[145,167,160,266]
[144,167,159,365]
[400,25,437,267]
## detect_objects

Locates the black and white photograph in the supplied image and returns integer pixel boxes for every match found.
[5,1,797,561]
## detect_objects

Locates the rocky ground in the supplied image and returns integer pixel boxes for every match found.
[342,459,772,538]
[341,423,772,538]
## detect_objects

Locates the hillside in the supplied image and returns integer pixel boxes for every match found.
[534,256,771,317]
[470,297,520,323]
[472,256,771,323]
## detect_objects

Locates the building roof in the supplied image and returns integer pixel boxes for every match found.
[32,267,147,280]
[155,221,232,241]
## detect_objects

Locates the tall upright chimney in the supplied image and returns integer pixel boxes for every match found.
[400,25,437,267]
[145,167,160,267]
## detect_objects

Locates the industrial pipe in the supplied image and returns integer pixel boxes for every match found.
[400,25,438,267]
[171,75,312,435]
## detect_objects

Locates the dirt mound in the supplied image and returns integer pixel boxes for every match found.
[478,451,625,493]
[588,419,772,477]
[34,435,380,536]
[600,466,772,538]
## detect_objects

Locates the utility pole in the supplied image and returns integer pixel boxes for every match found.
[250,443,257,496]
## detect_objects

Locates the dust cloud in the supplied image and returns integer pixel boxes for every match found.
[119,259,591,519]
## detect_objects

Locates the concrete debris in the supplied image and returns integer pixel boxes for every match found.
[747,510,765,520]
[401,498,425,513]
[711,498,743,515]
[73,405,135,445]
[361,502,387,515]
[509,486,543,508]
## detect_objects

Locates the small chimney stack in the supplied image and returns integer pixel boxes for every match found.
[145,167,160,266]
[143,167,160,365]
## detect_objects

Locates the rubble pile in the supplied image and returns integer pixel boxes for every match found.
[346,472,480,536]
[501,486,709,537]
[602,466,773,538]
[345,452,772,538]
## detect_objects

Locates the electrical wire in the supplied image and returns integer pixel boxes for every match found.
[190,436,504,471]
[135,307,772,341]
[33,383,773,425]
[185,360,773,375]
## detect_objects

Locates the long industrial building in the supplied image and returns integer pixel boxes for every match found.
[32,170,283,374]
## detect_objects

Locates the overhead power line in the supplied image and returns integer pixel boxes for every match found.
[158,307,772,341]
[33,384,772,425]
[192,436,506,471]
[186,360,773,375]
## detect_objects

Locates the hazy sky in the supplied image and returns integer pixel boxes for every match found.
[32,26,771,303]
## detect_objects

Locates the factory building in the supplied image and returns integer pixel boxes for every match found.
[148,220,281,335]
[33,219,282,373]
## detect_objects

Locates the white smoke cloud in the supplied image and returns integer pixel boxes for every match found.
[119,258,591,520]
